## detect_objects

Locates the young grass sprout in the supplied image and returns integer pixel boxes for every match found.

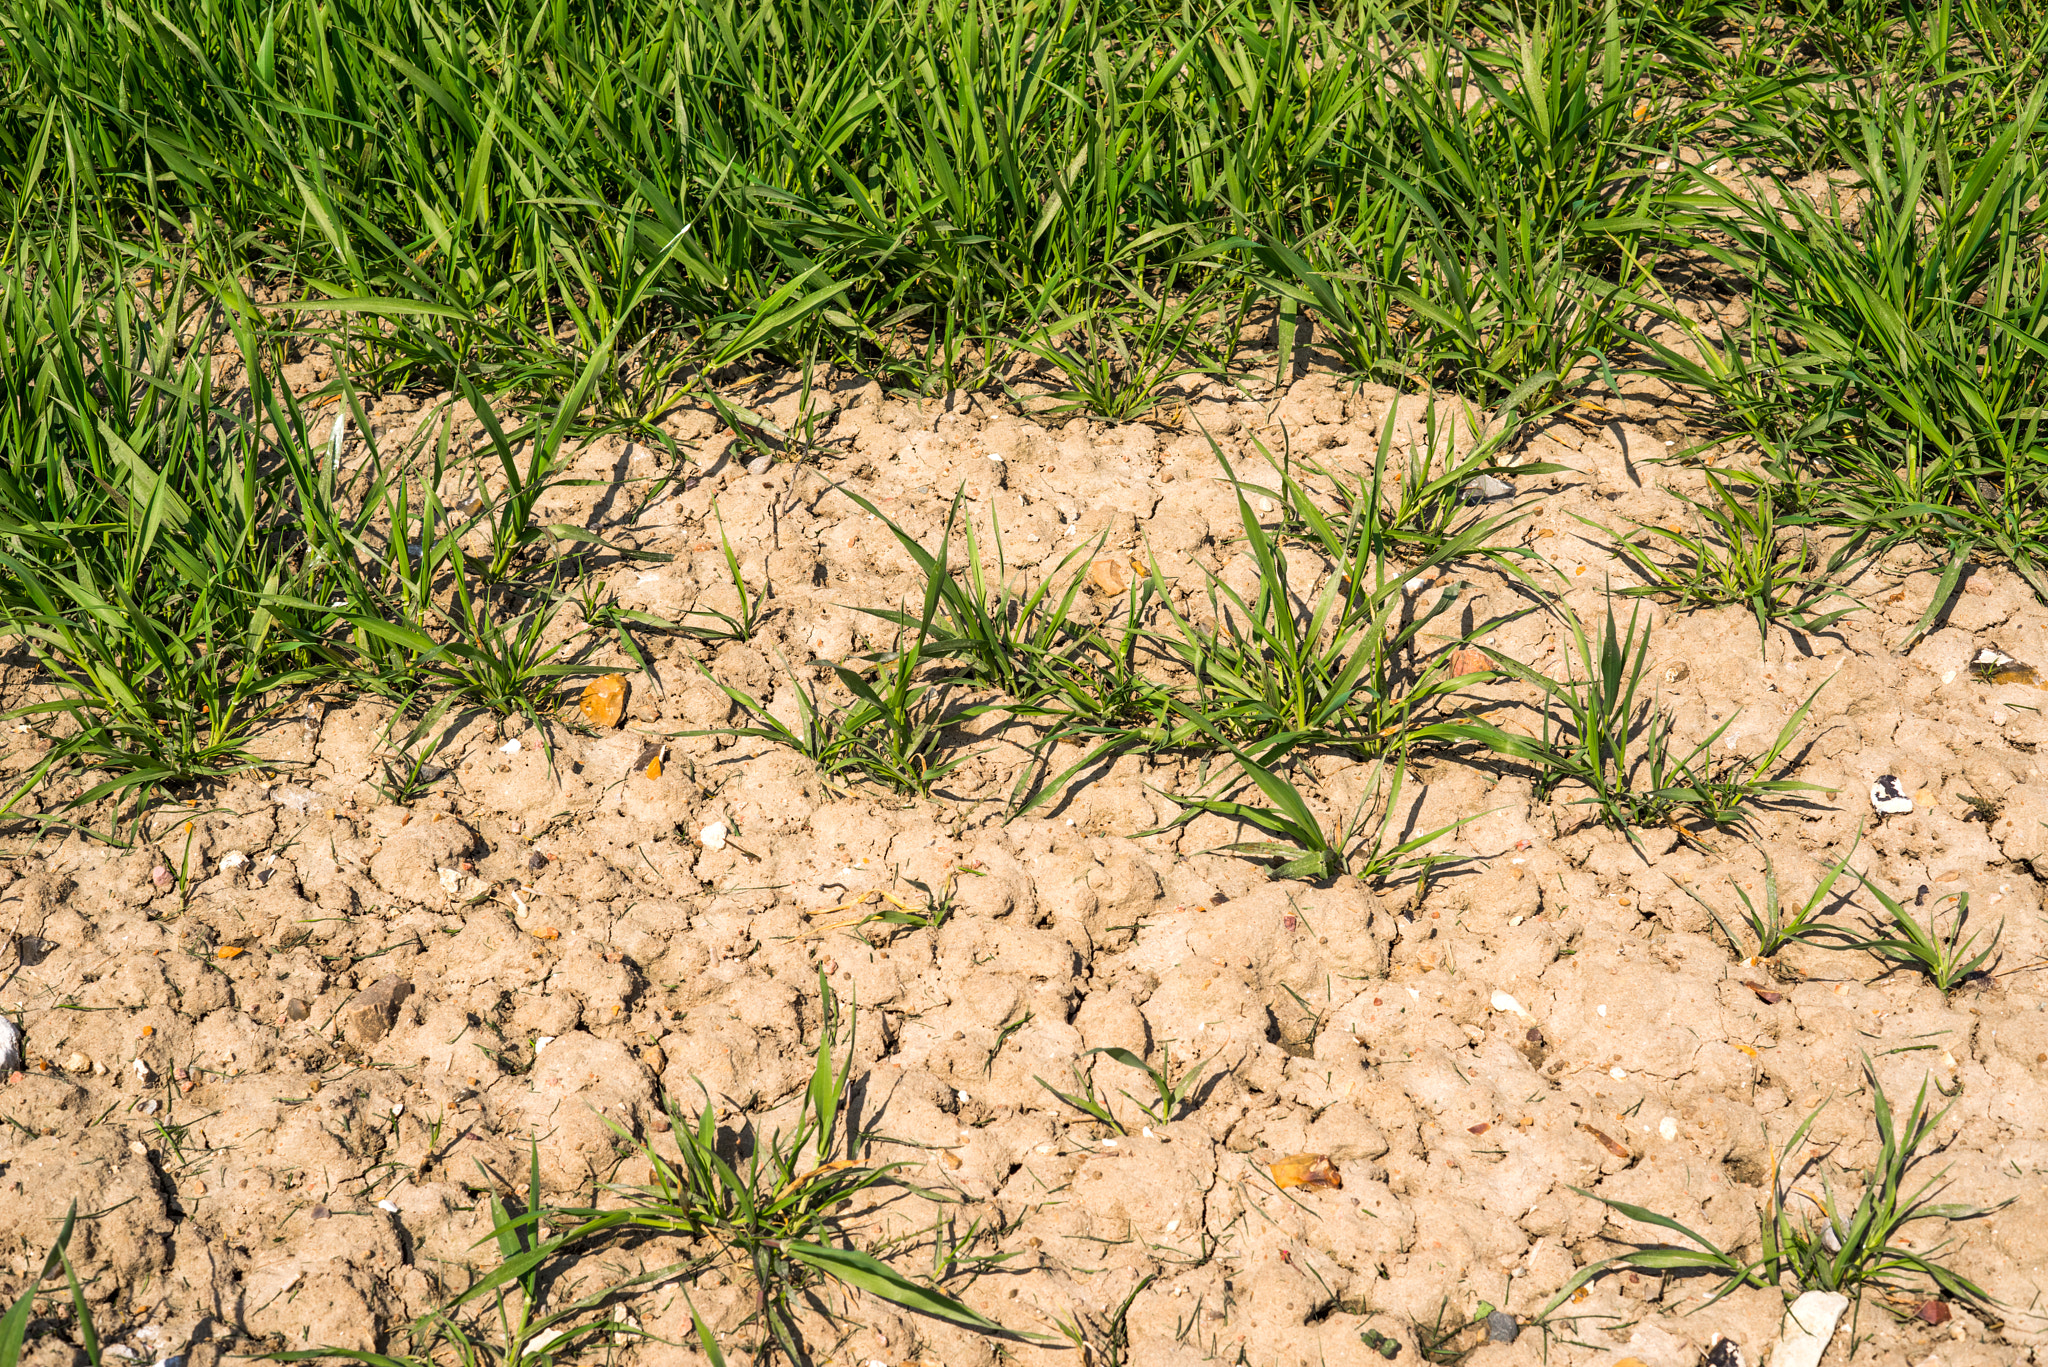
[1846,871,2002,995]
[1683,829,1864,960]
[1539,1063,2001,1319]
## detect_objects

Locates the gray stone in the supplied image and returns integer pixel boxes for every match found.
[1485,1311,1518,1344]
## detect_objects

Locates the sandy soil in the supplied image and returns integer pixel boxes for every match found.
[6,357,2048,1367]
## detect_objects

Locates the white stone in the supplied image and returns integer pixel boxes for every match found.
[1490,990,1530,1017]
[1771,1290,1848,1367]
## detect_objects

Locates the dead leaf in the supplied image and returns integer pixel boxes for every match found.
[580,674,628,728]
[216,946,245,960]
[1742,981,1784,1005]
[646,756,662,779]
[1467,1122,1491,1135]
[1449,646,1491,677]
[1580,1124,1630,1159]
[1087,558,1129,596]
[1269,1153,1341,1191]
[1915,1300,1952,1326]
[534,927,560,941]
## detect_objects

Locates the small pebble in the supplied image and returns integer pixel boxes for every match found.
[1486,1311,1519,1344]
[700,822,729,851]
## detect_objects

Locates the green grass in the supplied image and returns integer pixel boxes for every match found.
[2,0,2045,828]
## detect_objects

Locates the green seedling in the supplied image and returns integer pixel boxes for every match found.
[1,1202,100,1367]
[1683,830,1864,959]
[371,696,461,807]
[1538,1062,2000,1317]
[1156,746,1478,884]
[571,578,684,689]
[1013,274,1221,420]
[828,866,981,940]
[277,1146,661,1367]
[1146,441,1530,757]
[1036,1060,1127,1135]
[1599,469,1865,655]
[1084,1045,1211,1127]
[695,612,977,797]
[833,486,1096,705]
[676,505,763,644]
[1051,1272,1155,1367]
[565,977,1015,1363]
[691,654,872,793]
[1846,872,2002,994]
[1467,595,1833,838]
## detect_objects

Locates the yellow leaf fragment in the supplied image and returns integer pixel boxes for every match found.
[1269,1153,1341,1191]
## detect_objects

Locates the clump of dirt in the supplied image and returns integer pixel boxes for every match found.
[5,362,2048,1367]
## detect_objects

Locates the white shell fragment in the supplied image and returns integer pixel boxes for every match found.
[700,822,729,851]
[0,1017,23,1073]
[1659,1116,1679,1141]
[1489,990,1531,1018]
[500,738,522,754]
[437,867,490,904]
[1461,474,1513,503]
[1870,774,1914,815]
[378,1199,400,1213]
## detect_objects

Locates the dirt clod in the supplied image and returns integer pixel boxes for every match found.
[341,977,416,1046]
